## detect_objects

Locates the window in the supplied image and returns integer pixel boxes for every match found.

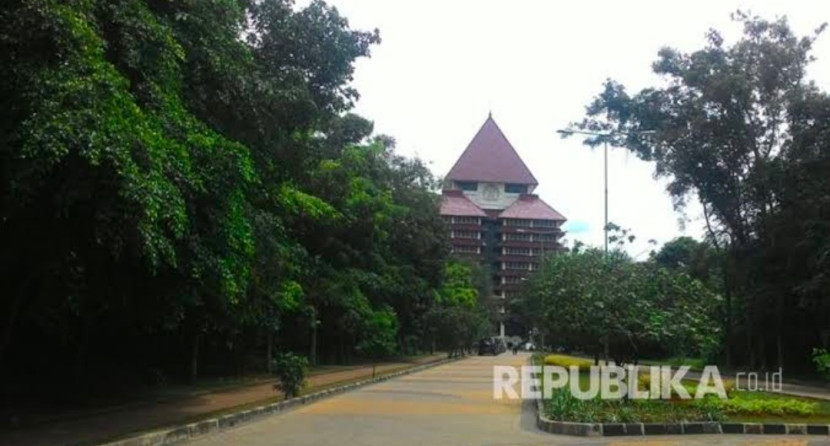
[456,181,478,191]
[533,220,556,228]
[452,230,479,239]
[452,245,480,254]
[503,219,531,227]
[505,262,531,270]
[503,276,524,284]
[452,216,480,225]
[504,183,527,194]
[503,232,531,242]
[537,233,557,242]
[503,247,531,256]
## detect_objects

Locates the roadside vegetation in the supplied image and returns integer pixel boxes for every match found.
[519,13,830,425]
[517,11,830,381]
[0,0,492,413]
[536,354,830,424]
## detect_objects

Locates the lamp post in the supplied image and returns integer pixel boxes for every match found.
[556,129,655,257]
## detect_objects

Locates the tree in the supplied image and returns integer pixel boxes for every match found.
[516,247,720,363]
[570,11,830,369]
[356,308,399,377]
[0,0,456,407]
[426,261,493,357]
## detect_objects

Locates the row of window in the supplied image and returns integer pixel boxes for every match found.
[502,276,525,285]
[443,216,559,228]
[451,245,480,254]
[451,230,480,239]
[502,233,558,242]
[502,219,558,228]
[450,216,480,224]
[504,262,532,270]
[503,247,548,256]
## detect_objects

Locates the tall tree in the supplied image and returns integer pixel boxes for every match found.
[571,12,830,369]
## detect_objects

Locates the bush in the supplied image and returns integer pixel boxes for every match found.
[545,388,587,421]
[812,348,830,381]
[271,352,309,398]
[544,389,725,423]
[544,354,594,371]
[699,395,818,417]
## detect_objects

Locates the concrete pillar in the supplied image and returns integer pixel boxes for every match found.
[499,322,505,337]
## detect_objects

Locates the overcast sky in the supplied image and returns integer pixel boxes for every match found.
[309,0,830,256]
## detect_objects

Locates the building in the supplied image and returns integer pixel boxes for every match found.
[440,115,567,337]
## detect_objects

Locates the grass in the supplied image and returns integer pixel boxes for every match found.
[535,353,830,424]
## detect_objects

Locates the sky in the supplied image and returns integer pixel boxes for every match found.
[306,0,830,256]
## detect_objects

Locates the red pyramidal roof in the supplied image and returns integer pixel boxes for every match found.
[500,194,566,221]
[439,190,487,217]
[446,116,538,185]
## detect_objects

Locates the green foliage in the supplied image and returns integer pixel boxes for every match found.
[516,247,720,362]
[813,348,830,381]
[357,308,399,361]
[426,261,493,357]
[271,352,309,398]
[543,388,726,423]
[545,384,820,423]
[0,0,451,400]
[437,262,479,307]
[697,394,818,417]
[570,10,830,369]
[543,354,593,371]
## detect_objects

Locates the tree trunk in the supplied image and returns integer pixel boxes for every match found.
[309,308,317,366]
[723,285,733,368]
[776,332,783,370]
[190,333,200,384]
[266,332,273,373]
[603,335,610,365]
[747,312,755,369]
[1,290,25,367]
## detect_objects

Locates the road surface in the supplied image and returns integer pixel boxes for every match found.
[188,353,828,446]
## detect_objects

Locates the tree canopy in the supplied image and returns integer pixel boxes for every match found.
[570,11,830,370]
[0,0,487,404]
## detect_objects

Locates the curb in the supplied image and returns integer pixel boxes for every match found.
[98,356,462,446]
[534,397,830,437]
[525,362,830,438]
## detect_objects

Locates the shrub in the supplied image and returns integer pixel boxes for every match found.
[544,354,593,371]
[699,395,818,417]
[637,373,703,399]
[812,348,830,381]
[272,352,309,398]
[545,388,586,421]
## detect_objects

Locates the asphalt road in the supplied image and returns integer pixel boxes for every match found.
[188,352,829,446]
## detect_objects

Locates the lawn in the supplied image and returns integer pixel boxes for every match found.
[536,354,830,424]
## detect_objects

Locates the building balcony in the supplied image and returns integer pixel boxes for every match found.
[447,223,483,231]
[497,240,563,250]
[498,225,563,235]
[449,238,484,246]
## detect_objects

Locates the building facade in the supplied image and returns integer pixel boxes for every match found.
[439,115,567,337]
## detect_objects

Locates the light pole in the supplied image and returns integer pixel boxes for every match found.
[556,129,655,257]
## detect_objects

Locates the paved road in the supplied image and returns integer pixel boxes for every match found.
[189,353,829,446]
[0,355,448,446]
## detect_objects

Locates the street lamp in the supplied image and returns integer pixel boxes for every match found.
[556,129,655,257]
